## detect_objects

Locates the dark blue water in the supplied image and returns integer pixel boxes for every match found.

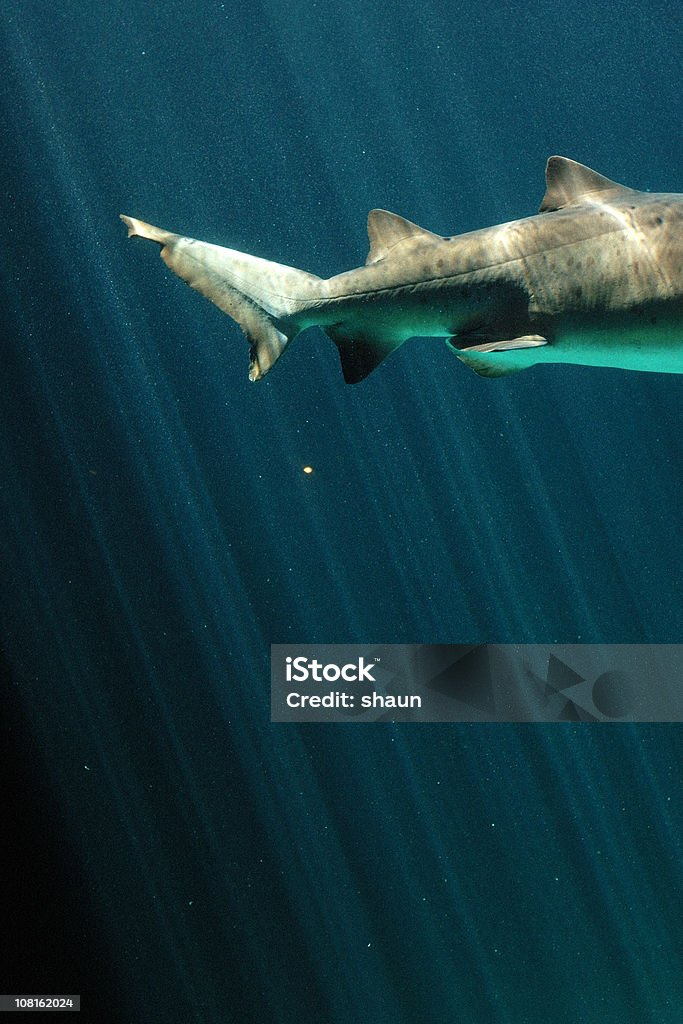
[2,1,683,1020]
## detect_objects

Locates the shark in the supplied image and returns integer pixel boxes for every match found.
[121,156,683,383]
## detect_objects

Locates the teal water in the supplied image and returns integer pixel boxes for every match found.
[2,1,683,1020]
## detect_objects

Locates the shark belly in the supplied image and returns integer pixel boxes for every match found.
[547,320,683,374]
[451,318,683,377]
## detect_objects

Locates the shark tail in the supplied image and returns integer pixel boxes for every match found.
[120,215,322,381]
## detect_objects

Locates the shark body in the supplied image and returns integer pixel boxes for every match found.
[122,157,683,383]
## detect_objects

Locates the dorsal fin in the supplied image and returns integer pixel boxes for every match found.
[539,156,636,213]
[366,210,441,264]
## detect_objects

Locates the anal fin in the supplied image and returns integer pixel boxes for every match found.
[325,324,402,383]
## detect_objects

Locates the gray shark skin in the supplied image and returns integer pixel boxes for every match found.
[121,157,683,383]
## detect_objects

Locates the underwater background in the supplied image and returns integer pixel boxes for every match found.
[2,0,683,1020]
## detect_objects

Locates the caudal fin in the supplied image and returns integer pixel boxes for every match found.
[121,215,322,380]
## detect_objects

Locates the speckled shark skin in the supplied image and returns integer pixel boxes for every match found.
[122,157,683,383]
